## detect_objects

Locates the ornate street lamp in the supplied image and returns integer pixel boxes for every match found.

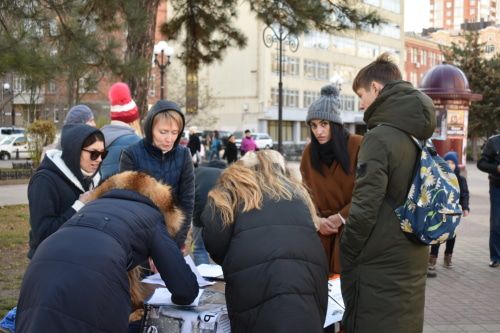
[153,41,174,100]
[262,7,298,153]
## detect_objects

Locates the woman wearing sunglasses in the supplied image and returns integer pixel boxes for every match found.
[27,124,106,259]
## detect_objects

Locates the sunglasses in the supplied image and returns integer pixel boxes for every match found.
[82,149,108,161]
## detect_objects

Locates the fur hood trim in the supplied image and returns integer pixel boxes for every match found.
[87,171,183,236]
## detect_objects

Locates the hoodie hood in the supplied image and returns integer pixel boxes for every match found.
[60,124,104,189]
[363,80,436,140]
[101,122,136,147]
[143,100,185,148]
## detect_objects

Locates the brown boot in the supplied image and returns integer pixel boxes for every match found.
[444,254,453,268]
[428,254,437,270]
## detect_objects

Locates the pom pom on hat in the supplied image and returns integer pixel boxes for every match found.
[306,84,342,125]
[108,82,139,123]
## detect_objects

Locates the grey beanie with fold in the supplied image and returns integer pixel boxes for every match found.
[306,85,342,125]
[64,104,94,125]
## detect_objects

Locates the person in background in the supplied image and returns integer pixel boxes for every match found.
[240,129,257,156]
[100,82,142,180]
[187,126,201,167]
[192,159,227,265]
[428,151,469,276]
[340,53,435,333]
[120,100,194,249]
[16,171,199,333]
[300,84,362,275]
[28,124,105,259]
[63,104,96,127]
[477,133,500,268]
[201,150,328,332]
[41,105,97,160]
[222,134,238,164]
[209,130,222,161]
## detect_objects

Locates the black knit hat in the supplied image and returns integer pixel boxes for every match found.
[306,85,342,125]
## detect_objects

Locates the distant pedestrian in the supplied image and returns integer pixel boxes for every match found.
[17,171,199,333]
[240,129,257,156]
[340,53,436,333]
[477,134,500,268]
[100,82,141,180]
[120,100,194,249]
[28,124,105,259]
[428,151,470,273]
[222,134,238,164]
[187,126,202,167]
[202,150,328,332]
[209,130,222,161]
[63,104,96,127]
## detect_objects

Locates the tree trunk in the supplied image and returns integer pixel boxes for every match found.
[471,135,479,161]
[124,0,160,118]
[185,65,198,114]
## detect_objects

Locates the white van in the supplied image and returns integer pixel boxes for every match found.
[0,134,31,160]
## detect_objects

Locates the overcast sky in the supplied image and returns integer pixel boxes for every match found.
[404,0,430,32]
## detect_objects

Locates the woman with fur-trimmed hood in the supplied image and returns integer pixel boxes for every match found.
[16,172,199,333]
[201,150,328,333]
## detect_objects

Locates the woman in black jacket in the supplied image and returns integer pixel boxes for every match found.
[222,134,238,164]
[27,124,104,259]
[201,150,328,333]
[16,171,199,333]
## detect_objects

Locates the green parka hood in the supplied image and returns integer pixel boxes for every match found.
[363,80,436,140]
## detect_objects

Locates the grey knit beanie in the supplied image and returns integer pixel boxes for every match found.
[64,105,94,125]
[306,85,342,125]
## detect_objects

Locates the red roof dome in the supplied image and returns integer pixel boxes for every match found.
[419,63,482,101]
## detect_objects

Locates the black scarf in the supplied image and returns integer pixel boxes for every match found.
[318,141,336,167]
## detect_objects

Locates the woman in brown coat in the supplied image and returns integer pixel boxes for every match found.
[300,84,362,274]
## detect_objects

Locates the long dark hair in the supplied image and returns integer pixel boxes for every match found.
[309,122,350,175]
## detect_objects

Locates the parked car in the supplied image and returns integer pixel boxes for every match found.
[233,131,244,150]
[0,127,25,141]
[252,133,274,149]
[0,134,31,160]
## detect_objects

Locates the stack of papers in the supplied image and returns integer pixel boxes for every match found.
[324,277,345,328]
[147,288,204,307]
[196,264,224,279]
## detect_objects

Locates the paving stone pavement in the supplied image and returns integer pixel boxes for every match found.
[422,163,500,333]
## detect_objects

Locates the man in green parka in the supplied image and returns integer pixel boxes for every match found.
[340,53,436,333]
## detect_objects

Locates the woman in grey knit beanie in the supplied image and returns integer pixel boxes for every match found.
[64,105,96,127]
[299,84,363,274]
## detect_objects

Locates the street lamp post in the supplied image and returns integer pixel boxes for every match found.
[154,41,174,100]
[2,83,13,126]
[263,15,298,153]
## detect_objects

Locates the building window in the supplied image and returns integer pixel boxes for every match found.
[485,44,495,53]
[271,88,299,107]
[422,50,427,65]
[332,36,356,55]
[381,0,400,13]
[340,95,355,111]
[303,31,330,49]
[303,90,320,108]
[303,60,330,80]
[380,23,401,39]
[412,48,418,63]
[358,41,379,59]
[272,54,300,76]
[301,121,310,141]
[78,75,98,94]
[47,80,57,94]
[268,120,293,142]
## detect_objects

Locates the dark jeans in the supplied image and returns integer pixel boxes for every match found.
[430,237,456,257]
[490,184,500,262]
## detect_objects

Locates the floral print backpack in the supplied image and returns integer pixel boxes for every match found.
[394,137,463,245]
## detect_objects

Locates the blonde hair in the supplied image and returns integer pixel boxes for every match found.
[208,150,318,228]
[153,110,183,130]
[352,52,402,92]
[129,118,143,137]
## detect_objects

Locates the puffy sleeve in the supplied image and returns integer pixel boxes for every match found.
[201,201,234,265]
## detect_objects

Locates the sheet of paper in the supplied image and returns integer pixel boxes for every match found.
[324,277,345,328]
[146,287,204,307]
[196,264,224,279]
[185,255,216,287]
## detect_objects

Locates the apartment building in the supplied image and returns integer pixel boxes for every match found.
[404,33,445,87]
[430,0,497,30]
[178,0,405,143]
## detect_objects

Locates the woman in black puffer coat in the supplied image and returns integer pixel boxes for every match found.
[16,171,199,333]
[201,150,328,333]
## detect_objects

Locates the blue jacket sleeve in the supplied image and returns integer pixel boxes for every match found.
[174,149,195,247]
[27,173,78,257]
[150,222,199,305]
[119,149,136,172]
[201,201,233,265]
